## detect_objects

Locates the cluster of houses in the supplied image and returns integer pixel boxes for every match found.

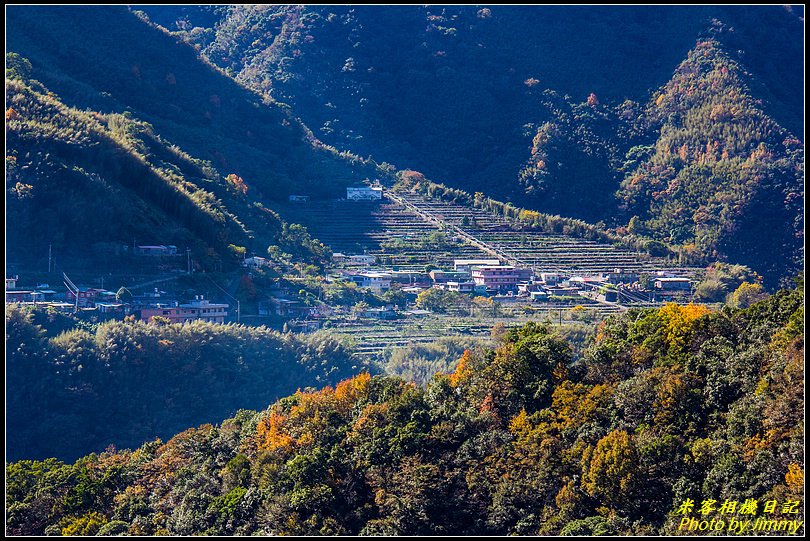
[5,277,76,312]
[516,269,692,303]
[326,259,694,305]
[5,276,229,323]
[6,253,694,331]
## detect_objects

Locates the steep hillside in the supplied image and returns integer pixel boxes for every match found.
[142,5,802,195]
[518,40,804,286]
[617,40,803,285]
[6,286,804,535]
[140,5,707,200]
[5,5,375,270]
[6,72,246,269]
[139,5,804,284]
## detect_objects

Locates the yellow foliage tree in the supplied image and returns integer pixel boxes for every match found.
[727,281,766,309]
[658,302,711,352]
[583,430,637,508]
[785,463,803,492]
[449,350,474,387]
[334,372,371,413]
[255,411,293,452]
[552,381,614,429]
[508,408,531,438]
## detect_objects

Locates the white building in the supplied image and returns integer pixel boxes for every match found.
[346,254,377,266]
[445,281,476,293]
[351,272,392,292]
[347,186,383,201]
[243,256,271,269]
[654,277,692,291]
[540,272,566,285]
[655,270,680,278]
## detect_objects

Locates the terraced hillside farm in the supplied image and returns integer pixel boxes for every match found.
[327,298,623,360]
[278,190,701,276]
[276,198,489,269]
[388,191,705,276]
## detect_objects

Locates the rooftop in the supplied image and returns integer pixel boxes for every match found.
[454,258,501,265]
[359,272,392,278]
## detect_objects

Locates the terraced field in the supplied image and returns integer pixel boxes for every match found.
[278,191,701,276]
[325,297,623,359]
[390,192,702,276]
[276,198,488,269]
[275,190,704,368]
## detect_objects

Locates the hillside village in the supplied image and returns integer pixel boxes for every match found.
[6,184,701,355]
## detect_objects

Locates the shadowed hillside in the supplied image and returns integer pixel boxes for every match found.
[137,5,804,285]
[6,5,375,270]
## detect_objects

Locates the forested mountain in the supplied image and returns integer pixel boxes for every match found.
[6,305,370,462]
[519,41,804,286]
[7,286,804,535]
[4,8,805,535]
[140,4,804,284]
[6,6,374,270]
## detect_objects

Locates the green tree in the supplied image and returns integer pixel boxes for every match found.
[583,430,638,511]
[6,52,32,80]
[726,282,767,309]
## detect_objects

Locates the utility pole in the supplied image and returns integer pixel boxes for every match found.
[187,248,191,274]
[48,244,52,273]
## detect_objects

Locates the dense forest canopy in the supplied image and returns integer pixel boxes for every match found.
[6,286,804,535]
[6,305,370,462]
